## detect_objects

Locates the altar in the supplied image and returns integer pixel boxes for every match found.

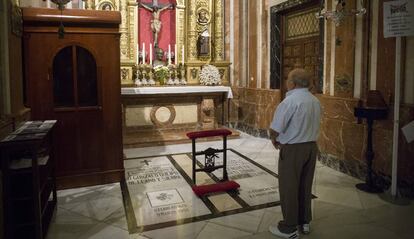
[122,86,238,147]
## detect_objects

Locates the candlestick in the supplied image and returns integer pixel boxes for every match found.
[149,43,152,65]
[142,43,146,64]
[174,44,177,65]
[168,44,171,65]
[181,46,184,65]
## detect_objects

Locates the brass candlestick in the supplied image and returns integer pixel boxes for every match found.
[167,64,174,85]
[135,65,142,86]
[180,63,187,85]
[148,65,155,86]
[173,65,180,85]
[141,64,148,86]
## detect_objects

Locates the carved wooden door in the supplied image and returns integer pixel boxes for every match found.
[283,37,320,91]
[282,7,321,96]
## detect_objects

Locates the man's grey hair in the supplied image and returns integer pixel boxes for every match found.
[289,69,311,88]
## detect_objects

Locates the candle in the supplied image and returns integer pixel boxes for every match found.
[168,44,171,65]
[149,43,152,65]
[181,46,184,65]
[174,44,178,65]
[142,43,146,64]
[136,45,139,64]
[47,0,51,8]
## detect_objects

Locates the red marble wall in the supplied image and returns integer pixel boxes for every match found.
[231,91,414,184]
[139,0,176,62]
[230,87,281,135]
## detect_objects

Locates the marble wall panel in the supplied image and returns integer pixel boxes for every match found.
[230,87,281,135]
[376,0,396,105]
[232,91,414,188]
[333,0,356,97]
[318,95,358,122]
[125,104,198,127]
[248,0,258,88]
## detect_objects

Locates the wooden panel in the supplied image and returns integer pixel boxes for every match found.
[260,0,269,88]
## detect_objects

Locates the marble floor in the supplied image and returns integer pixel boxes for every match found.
[47,132,414,239]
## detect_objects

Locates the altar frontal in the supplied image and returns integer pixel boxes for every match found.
[122,149,282,233]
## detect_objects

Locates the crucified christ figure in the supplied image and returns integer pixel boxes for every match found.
[139,0,175,48]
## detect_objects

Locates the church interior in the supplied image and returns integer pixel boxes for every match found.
[0,0,413,238]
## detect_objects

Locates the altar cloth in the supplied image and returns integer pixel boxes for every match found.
[121,86,233,98]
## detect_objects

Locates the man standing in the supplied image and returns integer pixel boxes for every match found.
[269,69,321,238]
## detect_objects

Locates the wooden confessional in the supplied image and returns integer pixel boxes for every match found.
[22,8,123,189]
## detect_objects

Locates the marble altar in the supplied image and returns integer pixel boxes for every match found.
[121,86,238,147]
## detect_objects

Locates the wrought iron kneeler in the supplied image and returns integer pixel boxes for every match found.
[186,129,240,197]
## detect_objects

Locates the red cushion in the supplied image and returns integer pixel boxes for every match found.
[186,129,232,139]
[192,180,240,197]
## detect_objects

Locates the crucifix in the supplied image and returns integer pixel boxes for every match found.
[138,0,175,49]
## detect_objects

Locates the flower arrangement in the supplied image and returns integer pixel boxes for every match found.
[199,64,221,86]
[153,65,169,85]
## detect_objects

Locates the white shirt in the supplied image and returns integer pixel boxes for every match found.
[270,88,321,144]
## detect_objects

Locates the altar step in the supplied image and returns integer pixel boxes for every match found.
[123,126,240,148]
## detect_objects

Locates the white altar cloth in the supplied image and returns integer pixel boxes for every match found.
[121,86,233,99]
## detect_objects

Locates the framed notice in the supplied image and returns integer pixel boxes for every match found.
[383,0,414,38]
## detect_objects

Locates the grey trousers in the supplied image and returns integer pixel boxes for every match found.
[278,142,318,233]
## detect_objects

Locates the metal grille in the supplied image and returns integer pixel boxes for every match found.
[286,8,320,41]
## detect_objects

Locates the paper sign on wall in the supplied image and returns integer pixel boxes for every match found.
[402,121,414,144]
[383,0,414,38]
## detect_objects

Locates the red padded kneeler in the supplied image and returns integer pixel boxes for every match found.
[192,180,240,197]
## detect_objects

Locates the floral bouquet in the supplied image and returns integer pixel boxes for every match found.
[199,64,221,86]
[153,65,169,85]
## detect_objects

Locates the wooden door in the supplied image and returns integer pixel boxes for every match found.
[281,6,321,96]
[283,37,320,92]
[51,45,103,177]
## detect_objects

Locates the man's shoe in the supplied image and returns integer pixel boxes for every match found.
[299,224,310,234]
[269,224,299,238]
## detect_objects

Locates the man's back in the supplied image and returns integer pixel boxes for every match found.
[270,88,321,144]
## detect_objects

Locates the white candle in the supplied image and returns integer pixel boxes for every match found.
[174,44,178,65]
[47,0,51,8]
[181,46,184,65]
[168,44,171,65]
[149,43,152,65]
[142,43,146,64]
[136,45,139,64]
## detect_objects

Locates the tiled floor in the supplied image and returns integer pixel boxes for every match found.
[47,133,414,239]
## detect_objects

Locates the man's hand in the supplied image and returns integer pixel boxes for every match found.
[271,139,281,150]
[268,128,281,150]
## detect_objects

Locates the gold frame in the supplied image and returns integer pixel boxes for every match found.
[93,0,229,86]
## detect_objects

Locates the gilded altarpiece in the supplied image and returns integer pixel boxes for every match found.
[91,0,229,86]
